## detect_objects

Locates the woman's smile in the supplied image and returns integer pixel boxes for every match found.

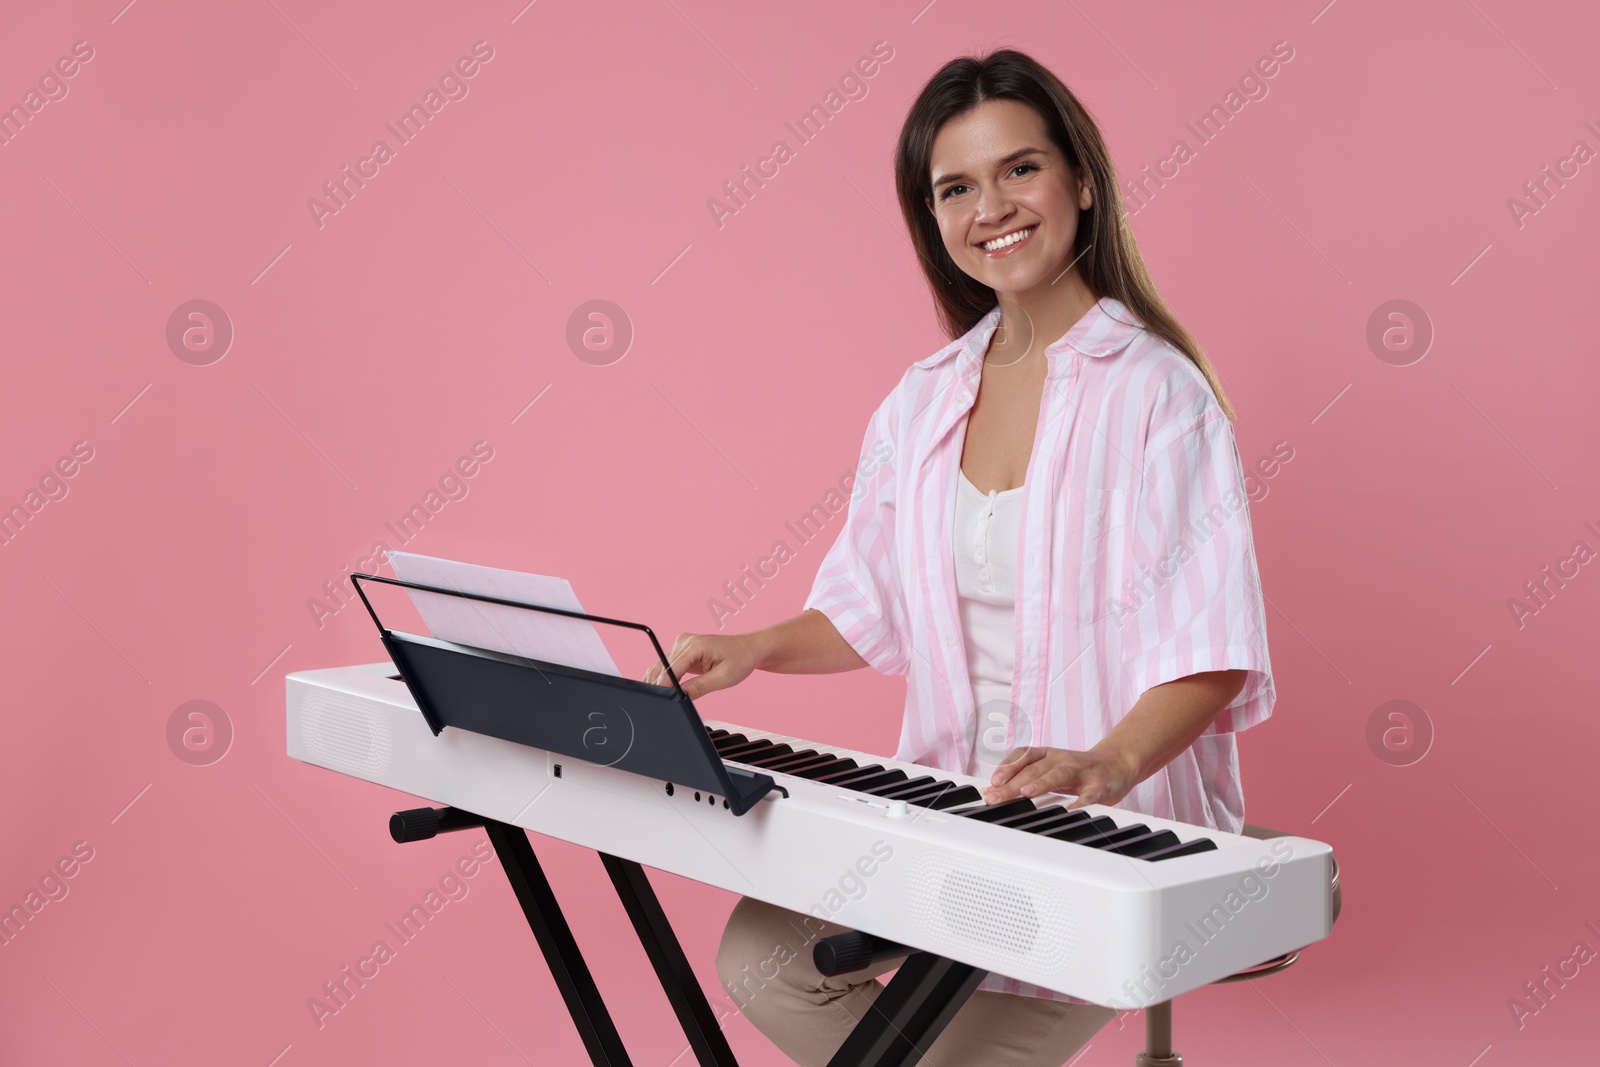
[977,223,1038,257]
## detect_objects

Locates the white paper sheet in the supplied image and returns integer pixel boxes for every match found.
[385,551,621,677]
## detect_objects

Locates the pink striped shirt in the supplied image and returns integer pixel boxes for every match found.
[803,295,1276,1003]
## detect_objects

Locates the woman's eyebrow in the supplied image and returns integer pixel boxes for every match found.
[931,146,1048,189]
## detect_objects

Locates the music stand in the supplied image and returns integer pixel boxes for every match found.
[349,573,778,815]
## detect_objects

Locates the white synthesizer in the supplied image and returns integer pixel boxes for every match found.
[286,660,1335,1007]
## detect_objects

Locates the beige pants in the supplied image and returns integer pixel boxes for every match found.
[715,897,1116,1067]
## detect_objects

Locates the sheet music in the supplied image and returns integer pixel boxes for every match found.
[385,551,621,677]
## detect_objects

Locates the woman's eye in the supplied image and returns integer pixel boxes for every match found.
[938,164,1037,201]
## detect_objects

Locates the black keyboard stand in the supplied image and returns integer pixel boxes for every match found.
[816,933,988,1067]
[391,806,988,1067]
[392,806,737,1067]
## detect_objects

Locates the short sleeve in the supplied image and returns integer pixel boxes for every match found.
[802,398,911,677]
[1120,412,1275,733]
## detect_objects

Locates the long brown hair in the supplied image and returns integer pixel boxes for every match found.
[894,48,1236,421]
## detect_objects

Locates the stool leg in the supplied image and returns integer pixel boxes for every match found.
[1134,1001,1182,1067]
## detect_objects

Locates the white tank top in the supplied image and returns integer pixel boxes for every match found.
[954,467,1023,780]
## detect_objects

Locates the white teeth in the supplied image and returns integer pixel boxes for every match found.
[982,226,1034,251]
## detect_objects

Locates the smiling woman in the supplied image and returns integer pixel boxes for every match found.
[647,48,1277,1066]
[894,56,1233,420]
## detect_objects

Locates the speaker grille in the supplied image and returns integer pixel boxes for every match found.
[908,851,1075,968]
[301,690,391,776]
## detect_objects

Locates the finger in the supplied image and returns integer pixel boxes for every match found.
[661,633,689,669]
[986,767,1042,803]
[682,669,721,700]
[657,635,707,683]
[647,634,687,685]
[990,747,1044,785]
[1012,759,1083,800]
[983,779,1022,805]
[984,774,1057,805]
[647,646,688,685]
[985,750,1053,803]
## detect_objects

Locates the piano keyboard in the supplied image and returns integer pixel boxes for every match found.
[706,727,1220,862]
[287,661,1335,1006]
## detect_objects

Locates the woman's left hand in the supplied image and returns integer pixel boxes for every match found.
[983,746,1138,808]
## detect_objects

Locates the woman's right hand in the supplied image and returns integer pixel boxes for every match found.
[642,631,764,700]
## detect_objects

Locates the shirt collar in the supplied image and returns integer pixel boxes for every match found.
[914,296,1144,369]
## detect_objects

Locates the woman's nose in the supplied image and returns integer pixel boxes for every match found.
[974,183,1014,224]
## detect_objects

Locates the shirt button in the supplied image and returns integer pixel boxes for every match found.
[958,392,971,404]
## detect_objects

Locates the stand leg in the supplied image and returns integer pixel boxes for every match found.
[825,952,986,1067]
[600,853,740,1067]
[483,820,634,1067]
[1134,1000,1182,1066]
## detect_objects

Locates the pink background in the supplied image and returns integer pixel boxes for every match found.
[3,0,1597,1063]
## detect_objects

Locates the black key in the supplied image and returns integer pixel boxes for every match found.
[717,738,776,757]
[1043,815,1118,842]
[711,733,750,751]
[1144,837,1220,862]
[736,744,797,765]
[763,753,838,777]
[865,776,936,798]
[719,740,783,761]
[1102,830,1181,857]
[707,728,730,740]
[884,779,962,804]
[1075,823,1153,850]
[745,748,817,770]
[956,798,1037,822]
[789,757,858,781]
[1000,807,1092,833]
[760,750,828,772]
[815,762,886,784]
[829,769,909,793]
[918,785,984,809]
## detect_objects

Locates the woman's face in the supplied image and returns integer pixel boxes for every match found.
[925,98,1092,297]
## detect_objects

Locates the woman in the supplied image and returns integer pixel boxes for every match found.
[645,48,1274,1066]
